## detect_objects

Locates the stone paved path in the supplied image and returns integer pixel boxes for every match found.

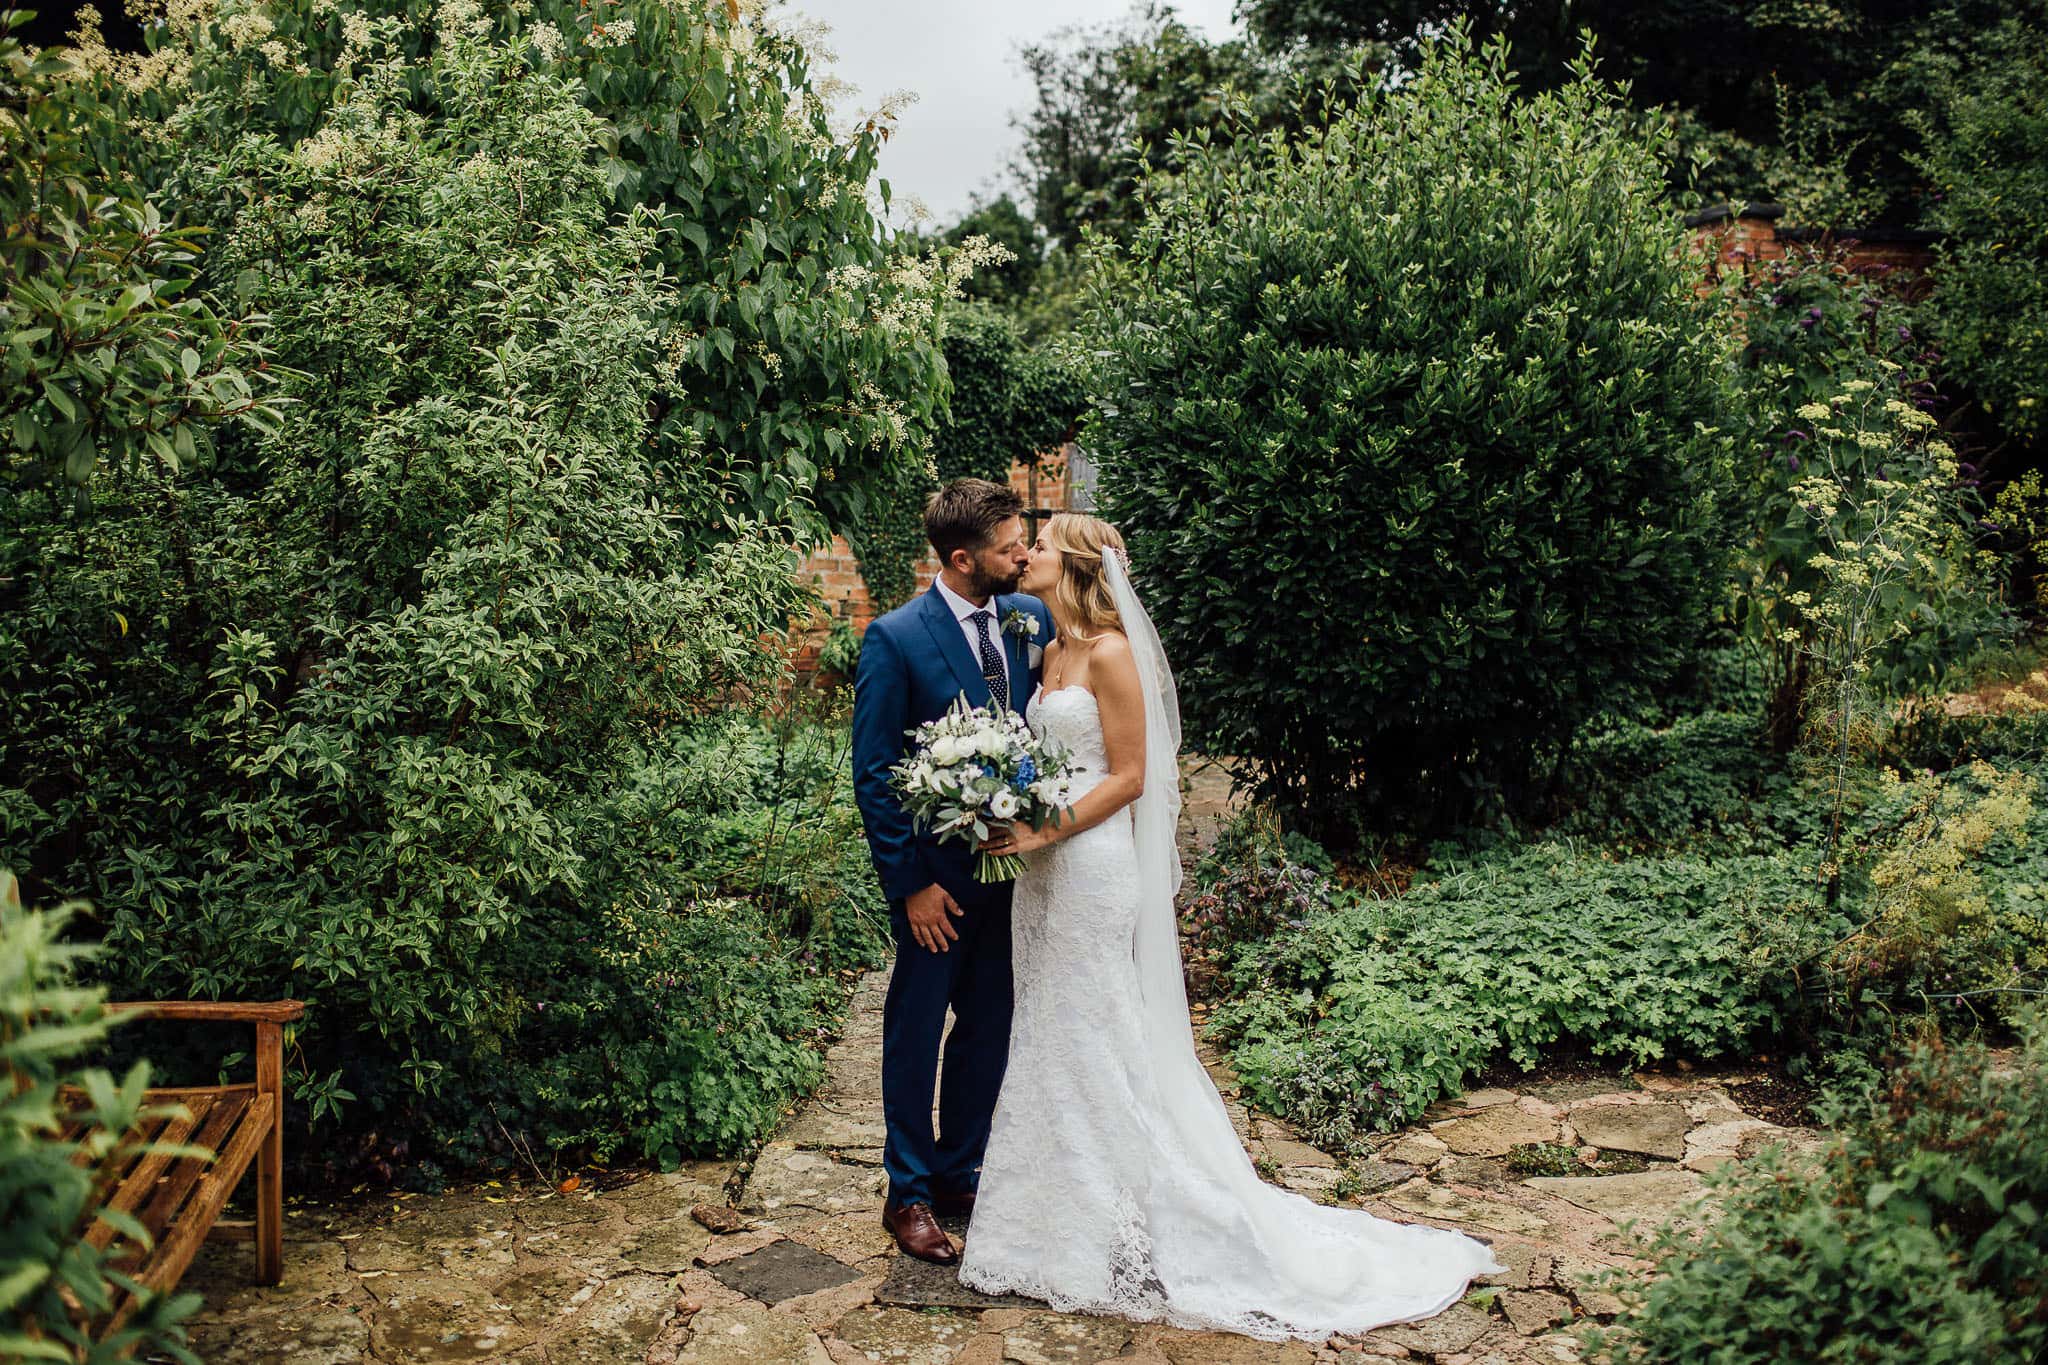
[185,762,1821,1363]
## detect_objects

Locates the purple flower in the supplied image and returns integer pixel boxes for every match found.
[1786,454,1800,472]
[1787,429,1810,441]
[1896,326,1913,341]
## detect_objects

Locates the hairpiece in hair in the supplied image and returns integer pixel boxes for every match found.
[1107,545,1132,572]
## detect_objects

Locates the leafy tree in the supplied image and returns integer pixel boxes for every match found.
[1235,0,2017,225]
[106,0,964,544]
[0,10,279,501]
[1015,3,1372,253]
[1085,32,1739,836]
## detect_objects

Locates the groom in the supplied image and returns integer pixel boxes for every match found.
[851,478,1053,1265]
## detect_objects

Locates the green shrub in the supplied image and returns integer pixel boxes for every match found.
[2,21,872,1174]
[1913,4,2048,451]
[1817,761,2048,1039]
[1556,711,1786,851]
[1212,845,1817,1133]
[1178,858,1333,1001]
[1594,1020,2048,1363]
[1084,32,1739,837]
[0,872,198,1362]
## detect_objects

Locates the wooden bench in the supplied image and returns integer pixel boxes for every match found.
[57,999,306,1336]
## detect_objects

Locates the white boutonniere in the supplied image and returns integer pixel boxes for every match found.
[1002,607,1043,669]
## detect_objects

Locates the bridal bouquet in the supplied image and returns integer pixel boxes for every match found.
[891,696,1075,882]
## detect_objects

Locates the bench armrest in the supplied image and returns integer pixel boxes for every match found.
[107,1001,307,1025]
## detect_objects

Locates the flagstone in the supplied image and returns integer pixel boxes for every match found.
[1682,1119,1780,1172]
[1499,1290,1572,1336]
[676,1304,835,1365]
[873,1255,1036,1310]
[620,1216,718,1273]
[1521,1171,1705,1227]
[345,1202,519,1274]
[1154,1328,1317,1362]
[1566,1103,1689,1160]
[1431,1107,1560,1156]
[789,1209,902,1264]
[487,1261,600,1326]
[784,1105,891,1151]
[1380,1132,1448,1166]
[366,1272,529,1362]
[997,1311,1133,1363]
[191,1308,375,1365]
[830,1305,979,1364]
[1376,1180,1553,1237]
[700,1238,865,1305]
[1368,1302,1493,1355]
[744,1143,891,1216]
[1262,1135,1338,1168]
[553,1274,688,1365]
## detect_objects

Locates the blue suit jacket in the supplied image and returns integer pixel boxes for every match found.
[852,584,1055,903]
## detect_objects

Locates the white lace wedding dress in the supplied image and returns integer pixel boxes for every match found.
[958,679,1502,1341]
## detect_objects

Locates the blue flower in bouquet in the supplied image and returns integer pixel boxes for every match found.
[1014,756,1038,789]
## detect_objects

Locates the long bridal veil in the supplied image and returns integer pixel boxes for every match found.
[1099,548,1502,1335]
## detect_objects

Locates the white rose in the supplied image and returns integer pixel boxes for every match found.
[989,789,1021,820]
[931,737,963,765]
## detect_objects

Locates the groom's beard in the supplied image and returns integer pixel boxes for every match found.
[969,564,1023,598]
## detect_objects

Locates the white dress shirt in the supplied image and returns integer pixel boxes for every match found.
[935,576,1009,697]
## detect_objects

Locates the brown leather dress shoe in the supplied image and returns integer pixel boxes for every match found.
[882,1200,958,1263]
[931,1189,976,1219]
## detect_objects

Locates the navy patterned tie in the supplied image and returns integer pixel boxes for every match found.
[968,609,1008,708]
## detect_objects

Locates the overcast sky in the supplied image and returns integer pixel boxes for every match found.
[781,0,1244,230]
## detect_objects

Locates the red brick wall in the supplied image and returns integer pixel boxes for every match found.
[1690,205,1940,297]
[791,446,1078,678]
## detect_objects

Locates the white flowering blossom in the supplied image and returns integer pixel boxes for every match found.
[528,21,566,61]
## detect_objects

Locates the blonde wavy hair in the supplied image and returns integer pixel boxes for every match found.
[1042,513,1127,642]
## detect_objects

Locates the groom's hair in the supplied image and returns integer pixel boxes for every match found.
[925,478,1024,564]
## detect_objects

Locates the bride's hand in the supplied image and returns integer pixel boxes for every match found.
[981,822,1054,857]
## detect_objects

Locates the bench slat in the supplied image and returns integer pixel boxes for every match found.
[106,1091,275,1336]
[65,1107,173,1174]
[85,1095,213,1254]
[127,1091,249,1253]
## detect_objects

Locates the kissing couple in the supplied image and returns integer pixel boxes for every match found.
[850,477,1500,1341]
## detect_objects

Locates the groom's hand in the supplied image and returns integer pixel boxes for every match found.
[906,883,964,953]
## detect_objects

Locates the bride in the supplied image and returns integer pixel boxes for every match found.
[958,512,1502,1341]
